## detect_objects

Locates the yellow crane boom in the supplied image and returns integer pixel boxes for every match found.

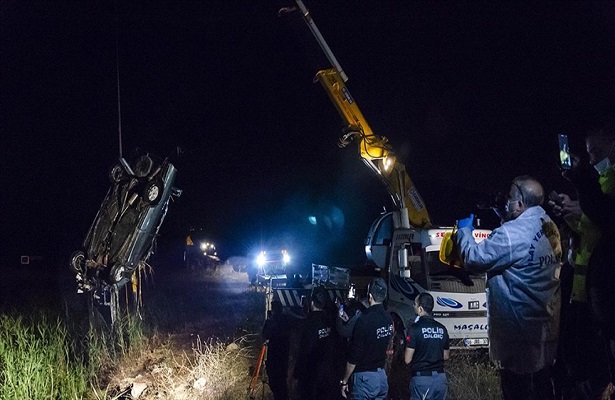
[290,0,431,228]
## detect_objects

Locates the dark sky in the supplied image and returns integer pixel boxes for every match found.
[2,2,614,269]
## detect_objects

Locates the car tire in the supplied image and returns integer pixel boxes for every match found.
[142,179,163,205]
[69,250,86,274]
[109,262,126,284]
[133,154,153,177]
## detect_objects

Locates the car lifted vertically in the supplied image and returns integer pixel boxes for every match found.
[70,150,180,299]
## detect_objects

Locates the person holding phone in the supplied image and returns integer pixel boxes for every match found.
[548,124,615,399]
[340,278,393,400]
[336,297,365,339]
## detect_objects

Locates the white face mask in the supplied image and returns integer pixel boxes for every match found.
[594,157,611,175]
[594,141,615,174]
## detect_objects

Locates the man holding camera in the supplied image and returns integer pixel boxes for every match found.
[454,176,561,399]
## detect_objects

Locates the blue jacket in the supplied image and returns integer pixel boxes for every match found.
[457,206,561,373]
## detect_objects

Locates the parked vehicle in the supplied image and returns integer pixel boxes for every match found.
[247,245,296,286]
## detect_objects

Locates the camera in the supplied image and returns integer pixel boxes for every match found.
[548,190,563,207]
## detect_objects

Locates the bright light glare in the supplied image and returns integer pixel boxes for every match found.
[308,216,317,225]
[256,252,267,267]
[282,253,291,264]
[383,154,395,171]
[200,242,215,251]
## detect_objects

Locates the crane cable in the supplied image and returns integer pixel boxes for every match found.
[114,0,123,159]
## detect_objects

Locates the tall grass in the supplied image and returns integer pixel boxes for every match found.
[0,312,88,399]
[446,351,502,400]
[0,301,148,400]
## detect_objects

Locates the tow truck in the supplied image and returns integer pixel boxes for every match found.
[276,1,492,349]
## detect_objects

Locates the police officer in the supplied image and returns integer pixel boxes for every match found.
[340,277,393,400]
[293,287,333,400]
[262,300,291,400]
[405,292,450,400]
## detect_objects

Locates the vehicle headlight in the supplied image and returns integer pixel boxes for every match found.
[282,252,291,265]
[200,242,215,251]
[256,252,267,267]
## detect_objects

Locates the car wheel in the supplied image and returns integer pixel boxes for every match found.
[109,164,125,183]
[142,180,163,205]
[109,263,125,284]
[69,250,85,274]
[133,154,153,177]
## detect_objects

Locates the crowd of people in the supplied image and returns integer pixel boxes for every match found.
[260,122,615,400]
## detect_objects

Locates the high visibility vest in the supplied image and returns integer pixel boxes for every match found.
[570,166,615,302]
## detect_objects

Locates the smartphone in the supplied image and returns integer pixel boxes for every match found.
[348,283,356,299]
[558,134,572,170]
[338,304,345,317]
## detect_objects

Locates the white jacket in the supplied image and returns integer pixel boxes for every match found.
[457,206,561,373]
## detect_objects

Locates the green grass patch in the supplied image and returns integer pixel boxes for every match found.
[0,312,88,400]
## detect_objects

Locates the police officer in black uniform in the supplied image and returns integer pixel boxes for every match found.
[293,287,334,400]
[262,300,291,400]
[340,277,393,400]
[405,292,450,400]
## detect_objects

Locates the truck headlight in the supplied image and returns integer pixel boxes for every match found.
[282,253,291,264]
[256,252,267,267]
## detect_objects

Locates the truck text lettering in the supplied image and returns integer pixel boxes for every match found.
[453,324,488,331]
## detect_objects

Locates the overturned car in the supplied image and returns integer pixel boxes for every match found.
[70,150,180,296]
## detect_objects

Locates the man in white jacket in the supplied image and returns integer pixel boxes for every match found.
[454,175,561,400]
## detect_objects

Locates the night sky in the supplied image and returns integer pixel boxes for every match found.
[2,2,614,271]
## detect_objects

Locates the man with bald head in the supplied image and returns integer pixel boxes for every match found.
[453,176,562,400]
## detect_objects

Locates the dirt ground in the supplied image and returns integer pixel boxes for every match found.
[104,261,268,398]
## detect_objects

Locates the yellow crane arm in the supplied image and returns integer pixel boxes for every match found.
[315,69,431,228]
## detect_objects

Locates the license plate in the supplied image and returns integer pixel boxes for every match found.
[464,338,489,346]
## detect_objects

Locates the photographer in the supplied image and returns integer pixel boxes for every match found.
[551,126,615,399]
[455,176,561,399]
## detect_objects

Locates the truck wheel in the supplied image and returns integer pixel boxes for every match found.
[386,313,408,399]
[388,314,406,366]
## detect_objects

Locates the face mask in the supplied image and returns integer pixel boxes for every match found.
[594,157,611,175]
[594,141,615,174]
[502,199,520,222]
[504,199,512,212]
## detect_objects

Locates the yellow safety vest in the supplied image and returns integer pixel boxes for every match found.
[570,166,615,302]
